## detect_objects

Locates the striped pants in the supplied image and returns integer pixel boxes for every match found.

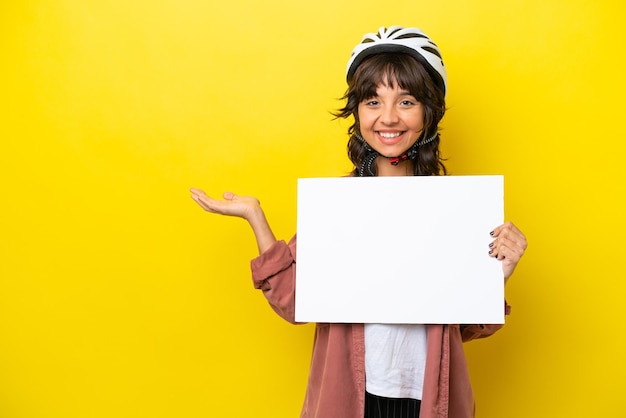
[364,392,421,418]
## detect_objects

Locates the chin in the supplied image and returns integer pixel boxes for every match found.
[378,147,410,158]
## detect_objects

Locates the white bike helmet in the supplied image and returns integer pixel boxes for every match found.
[346,26,447,96]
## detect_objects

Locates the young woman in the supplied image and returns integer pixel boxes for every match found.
[191,26,527,418]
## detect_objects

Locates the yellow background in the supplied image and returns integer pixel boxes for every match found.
[1,1,624,417]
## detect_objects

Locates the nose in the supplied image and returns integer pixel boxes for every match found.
[380,105,399,125]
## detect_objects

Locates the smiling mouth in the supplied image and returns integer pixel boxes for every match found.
[377,131,402,139]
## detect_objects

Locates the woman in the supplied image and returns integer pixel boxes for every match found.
[191,26,527,418]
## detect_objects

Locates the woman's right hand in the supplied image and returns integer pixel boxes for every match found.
[190,188,261,221]
[190,188,277,254]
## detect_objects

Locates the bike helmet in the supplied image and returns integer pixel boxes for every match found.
[346,26,447,96]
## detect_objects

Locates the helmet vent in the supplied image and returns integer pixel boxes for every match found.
[396,33,428,40]
[422,46,442,59]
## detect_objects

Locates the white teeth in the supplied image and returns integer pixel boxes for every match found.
[378,132,401,138]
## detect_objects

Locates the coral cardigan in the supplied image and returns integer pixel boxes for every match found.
[251,236,510,418]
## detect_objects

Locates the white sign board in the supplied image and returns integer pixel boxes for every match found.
[295,175,504,324]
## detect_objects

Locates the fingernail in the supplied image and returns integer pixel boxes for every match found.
[489,243,494,247]
[490,231,495,236]
[489,250,493,254]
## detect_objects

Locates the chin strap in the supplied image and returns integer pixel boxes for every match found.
[356,132,438,176]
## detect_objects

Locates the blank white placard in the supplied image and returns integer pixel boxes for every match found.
[295,175,504,324]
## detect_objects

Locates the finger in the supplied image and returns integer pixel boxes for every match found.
[495,232,527,254]
[488,239,506,260]
[490,221,513,237]
[489,238,505,258]
[195,193,228,213]
[223,191,237,200]
[190,188,206,196]
[491,222,527,250]
[498,245,505,260]
[500,237,527,256]
[489,242,506,260]
[500,225,525,246]
[488,239,500,258]
[497,242,525,262]
[191,194,212,211]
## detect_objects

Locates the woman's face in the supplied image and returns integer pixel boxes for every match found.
[357,81,425,158]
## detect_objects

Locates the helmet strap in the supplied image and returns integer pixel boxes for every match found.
[355,131,438,177]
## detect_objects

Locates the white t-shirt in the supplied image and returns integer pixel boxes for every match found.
[364,323,428,400]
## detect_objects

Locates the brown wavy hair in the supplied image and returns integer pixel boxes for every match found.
[334,52,447,176]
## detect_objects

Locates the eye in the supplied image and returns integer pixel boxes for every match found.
[363,99,379,106]
[400,97,420,106]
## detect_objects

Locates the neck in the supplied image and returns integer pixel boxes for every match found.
[375,158,414,176]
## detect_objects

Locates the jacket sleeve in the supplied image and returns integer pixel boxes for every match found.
[250,235,301,324]
[460,301,512,342]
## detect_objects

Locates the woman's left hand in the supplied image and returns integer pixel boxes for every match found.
[489,222,528,282]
